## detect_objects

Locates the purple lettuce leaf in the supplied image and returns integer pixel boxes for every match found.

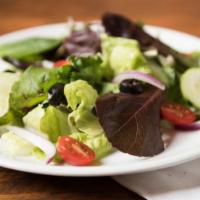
[57,28,101,57]
[96,85,164,157]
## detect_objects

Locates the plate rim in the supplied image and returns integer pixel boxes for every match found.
[1,144,200,177]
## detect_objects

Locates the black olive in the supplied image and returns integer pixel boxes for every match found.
[49,83,67,106]
[119,79,144,94]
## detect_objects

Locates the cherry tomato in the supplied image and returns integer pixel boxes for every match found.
[54,60,71,67]
[56,136,95,166]
[161,102,196,125]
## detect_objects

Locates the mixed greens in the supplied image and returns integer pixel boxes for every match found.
[0,12,200,165]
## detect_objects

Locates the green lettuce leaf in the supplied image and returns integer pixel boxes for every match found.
[148,55,176,87]
[64,80,98,111]
[69,54,104,88]
[68,109,103,137]
[101,82,119,95]
[0,38,61,59]
[23,105,45,131]
[40,106,71,142]
[0,72,19,117]
[0,131,35,156]
[0,72,20,125]
[0,112,14,126]
[71,133,112,159]
[32,147,46,160]
[9,67,59,116]
[85,134,112,159]
[69,110,112,159]
[64,80,112,158]
[101,33,148,75]
[0,131,45,160]
[75,110,103,136]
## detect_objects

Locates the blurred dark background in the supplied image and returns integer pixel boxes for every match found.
[0,0,200,35]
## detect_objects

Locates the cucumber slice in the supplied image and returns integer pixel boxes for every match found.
[181,68,200,109]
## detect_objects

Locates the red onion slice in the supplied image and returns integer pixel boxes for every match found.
[175,120,200,131]
[113,71,165,90]
[7,126,56,162]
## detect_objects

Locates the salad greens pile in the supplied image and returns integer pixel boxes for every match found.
[0,12,200,165]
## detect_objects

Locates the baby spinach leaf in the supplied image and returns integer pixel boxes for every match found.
[9,67,59,116]
[0,38,61,60]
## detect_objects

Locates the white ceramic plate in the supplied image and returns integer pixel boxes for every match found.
[0,23,200,177]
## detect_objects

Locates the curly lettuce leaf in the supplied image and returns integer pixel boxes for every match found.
[64,80,99,135]
[68,109,103,136]
[64,80,98,111]
[75,110,103,136]
[64,80,112,158]
[68,107,112,159]
[71,132,112,159]
[69,54,104,87]
[101,33,148,75]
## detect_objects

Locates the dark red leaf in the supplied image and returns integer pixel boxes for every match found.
[57,28,101,57]
[96,85,164,157]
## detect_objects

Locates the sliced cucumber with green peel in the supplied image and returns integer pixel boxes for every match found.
[181,68,200,109]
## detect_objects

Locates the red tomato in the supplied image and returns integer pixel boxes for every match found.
[56,136,95,166]
[54,60,71,67]
[161,102,196,125]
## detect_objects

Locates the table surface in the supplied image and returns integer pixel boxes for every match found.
[0,0,200,199]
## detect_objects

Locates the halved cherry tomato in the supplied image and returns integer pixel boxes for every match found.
[56,136,95,166]
[161,102,196,125]
[54,60,71,67]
